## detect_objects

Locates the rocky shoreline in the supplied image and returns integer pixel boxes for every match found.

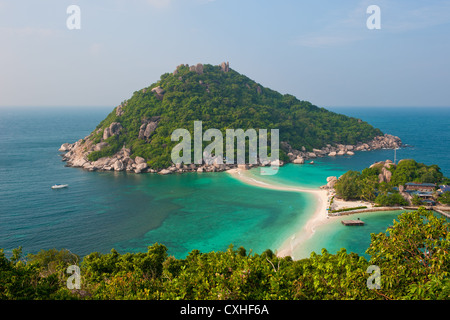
[58,133,402,175]
[281,133,402,164]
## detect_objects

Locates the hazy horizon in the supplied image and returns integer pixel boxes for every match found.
[1,0,450,108]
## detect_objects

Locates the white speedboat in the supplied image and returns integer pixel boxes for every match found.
[51,184,68,189]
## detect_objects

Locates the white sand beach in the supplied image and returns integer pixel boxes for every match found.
[226,168,339,259]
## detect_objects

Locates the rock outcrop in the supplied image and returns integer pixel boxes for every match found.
[61,130,401,175]
[284,133,402,165]
[220,61,229,72]
[59,143,72,152]
[293,157,304,164]
[103,122,122,140]
[189,63,204,74]
[116,104,124,116]
[151,86,165,100]
[326,176,338,189]
[378,166,393,183]
[138,117,160,140]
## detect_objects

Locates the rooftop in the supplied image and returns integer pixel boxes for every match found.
[405,182,436,187]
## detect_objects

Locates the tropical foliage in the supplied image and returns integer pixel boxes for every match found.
[439,192,450,205]
[1,208,448,300]
[334,159,448,203]
[86,64,382,168]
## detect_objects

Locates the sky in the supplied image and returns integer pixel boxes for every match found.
[0,0,450,108]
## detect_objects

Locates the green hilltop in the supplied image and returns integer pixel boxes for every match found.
[65,62,383,170]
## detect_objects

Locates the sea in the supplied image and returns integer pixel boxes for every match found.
[0,106,449,260]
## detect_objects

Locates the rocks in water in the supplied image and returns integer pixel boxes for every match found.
[134,162,148,174]
[370,134,402,149]
[293,157,304,164]
[93,157,111,169]
[270,159,283,166]
[59,143,72,152]
[159,169,171,175]
[281,133,402,165]
[113,160,125,171]
[313,148,324,155]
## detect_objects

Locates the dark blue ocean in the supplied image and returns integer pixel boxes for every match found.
[0,106,449,258]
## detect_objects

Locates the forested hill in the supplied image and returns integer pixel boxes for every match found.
[62,62,383,170]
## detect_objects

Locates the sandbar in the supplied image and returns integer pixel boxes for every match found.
[226,168,339,259]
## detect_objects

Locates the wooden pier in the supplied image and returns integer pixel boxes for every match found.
[341,219,365,226]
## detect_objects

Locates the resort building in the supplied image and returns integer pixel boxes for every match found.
[404,182,436,192]
[410,191,436,206]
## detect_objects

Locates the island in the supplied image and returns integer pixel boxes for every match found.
[58,62,401,174]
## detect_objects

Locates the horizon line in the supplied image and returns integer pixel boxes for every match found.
[1,105,449,109]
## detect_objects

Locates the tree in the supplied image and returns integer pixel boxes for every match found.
[1,210,448,300]
[411,194,423,206]
[334,171,361,200]
[359,176,377,201]
[375,193,408,206]
[366,207,450,299]
[439,191,450,205]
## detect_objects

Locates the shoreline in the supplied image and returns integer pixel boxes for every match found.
[226,168,339,259]
[58,134,402,174]
[225,168,444,259]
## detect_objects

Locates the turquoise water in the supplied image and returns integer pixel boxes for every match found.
[294,210,410,259]
[0,106,449,259]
